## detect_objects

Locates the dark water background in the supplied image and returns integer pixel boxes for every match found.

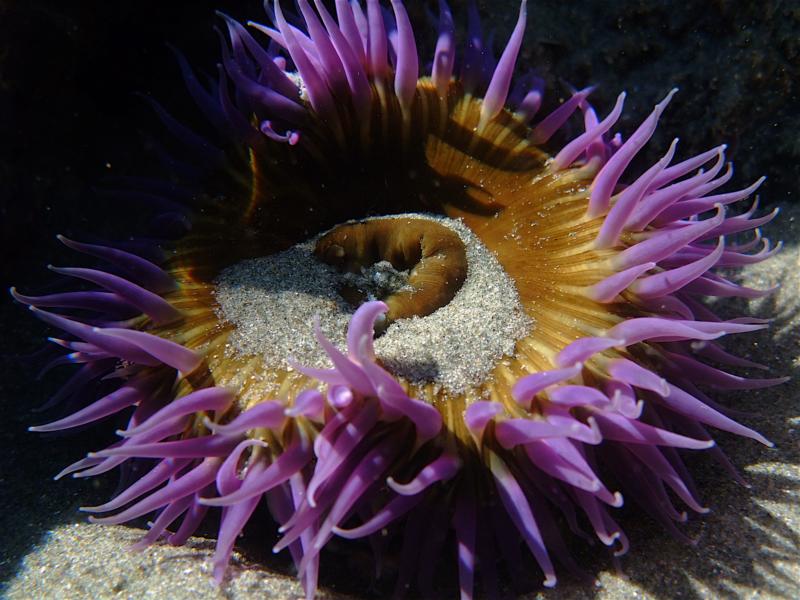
[0,0,797,595]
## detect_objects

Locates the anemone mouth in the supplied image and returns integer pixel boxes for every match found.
[14,1,786,598]
[213,212,532,397]
[314,215,470,325]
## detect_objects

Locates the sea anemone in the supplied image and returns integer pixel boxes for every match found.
[12,0,786,597]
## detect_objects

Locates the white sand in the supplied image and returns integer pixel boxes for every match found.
[2,523,350,600]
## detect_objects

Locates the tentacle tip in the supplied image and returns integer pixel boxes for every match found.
[385,475,417,495]
[129,538,153,553]
[311,315,324,338]
[543,575,557,588]
[585,416,603,444]
[212,567,227,586]
[652,88,678,113]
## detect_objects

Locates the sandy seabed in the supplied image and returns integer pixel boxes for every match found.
[3,206,798,600]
